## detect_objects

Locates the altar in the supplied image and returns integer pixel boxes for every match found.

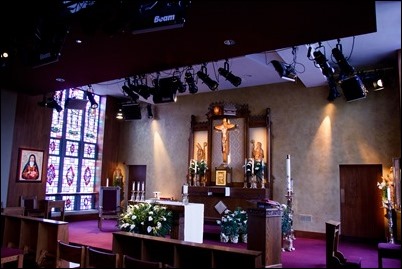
[130,200,204,243]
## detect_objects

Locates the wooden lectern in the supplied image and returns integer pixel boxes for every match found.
[247,207,282,268]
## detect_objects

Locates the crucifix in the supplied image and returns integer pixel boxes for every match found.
[214,118,236,164]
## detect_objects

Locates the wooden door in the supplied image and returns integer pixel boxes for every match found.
[339,164,384,240]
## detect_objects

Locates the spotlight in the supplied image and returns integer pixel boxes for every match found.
[122,83,139,102]
[171,75,186,93]
[339,75,367,102]
[313,50,334,78]
[372,78,384,91]
[326,76,341,102]
[197,64,218,91]
[271,60,297,82]
[38,95,63,112]
[218,60,242,86]
[152,77,178,103]
[86,85,98,109]
[332,47,355,79]
[147,104,153,119]
[185,68,198,94]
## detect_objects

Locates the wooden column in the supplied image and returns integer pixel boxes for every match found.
[247,207,282,268]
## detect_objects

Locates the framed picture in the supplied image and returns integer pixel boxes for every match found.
[17,148,44,182]
[216,170,227,186]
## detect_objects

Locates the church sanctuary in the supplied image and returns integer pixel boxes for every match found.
[1,1,401,268]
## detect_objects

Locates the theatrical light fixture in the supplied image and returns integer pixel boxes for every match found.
[326,76,341,102]
[152,77,178,104]
[86,85,98,109]
[218,60,242,86]
[122,79,140,102]
[197,64,218,91]
[185,67,198,94]
[332,47,355,80]
[38,95,63,112]
[271,60,297,82]
[147,104,153,119]
[372,78,384,91]
[313,50,334,78]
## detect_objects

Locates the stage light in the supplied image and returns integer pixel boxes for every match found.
[122,81,139,102]
[147,104,153,119]
[86,85,98,109]
[326,76,341,102]
[339,75,367,102]
[197,64,218,91]
[185,68,198,94]
[271,60,297,82]
[38,95,63,112]
[332,47,355,80]
[313,50,334,78]
[152,77,178,103]
[372,78,384,91]
[218,60,242,86]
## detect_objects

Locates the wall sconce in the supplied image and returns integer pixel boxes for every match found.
[218,60,241,86]
[116,108,123,120]
[197,64,218,91]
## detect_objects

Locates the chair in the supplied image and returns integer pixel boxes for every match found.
[42,200,66,221]
[86,247,120,268]
[122,255,163,268]
[19,195,45,218]
[1,247,24,268]
[377,242,401,268]
[326,220,362,268]
[56,240,86,268]
[2,207,25,216]
[98,186,121,231]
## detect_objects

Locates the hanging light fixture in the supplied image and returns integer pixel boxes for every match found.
[271,60,297,82]
[185,67,198,94]
[197,64,218,91]
[116,108,123,120]
[86,85,98,109]
[218,60,242,86]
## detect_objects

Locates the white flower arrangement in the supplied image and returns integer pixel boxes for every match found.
[118,202,173,237]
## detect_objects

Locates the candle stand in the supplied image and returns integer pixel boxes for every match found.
[385,200,395,243]
[283,190,296,251]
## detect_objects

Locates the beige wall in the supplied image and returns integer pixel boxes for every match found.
[118,76,400,233]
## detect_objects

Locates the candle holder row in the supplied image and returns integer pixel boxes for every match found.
[130,190,145,202]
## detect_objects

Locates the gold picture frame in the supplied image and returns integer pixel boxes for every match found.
[216,170,227,186]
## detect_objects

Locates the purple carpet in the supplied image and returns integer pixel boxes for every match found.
[69,220,400,268]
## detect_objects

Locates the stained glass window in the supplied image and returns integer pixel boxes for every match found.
[46,88,101,212]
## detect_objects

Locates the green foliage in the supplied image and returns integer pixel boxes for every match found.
[118,202,173,237]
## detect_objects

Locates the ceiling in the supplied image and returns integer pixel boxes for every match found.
[1,1,400,103]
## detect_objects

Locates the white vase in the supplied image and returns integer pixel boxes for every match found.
[241,233,248,243]
[230,234,239,243]
[220,233,229,243]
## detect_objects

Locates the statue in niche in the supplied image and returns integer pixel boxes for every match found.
[214,118,236,164]
[251,140,264,161]
[196,142,207,161]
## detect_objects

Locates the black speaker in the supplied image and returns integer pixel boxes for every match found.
[340,75,367,102]
[122,103,141,120]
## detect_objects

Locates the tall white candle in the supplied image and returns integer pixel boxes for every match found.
[244,158,247,174]
[137,182,140,191]
[387,186,391,201]
[251,159,254,174]
[183,185,188,194]
[106,178,109,187]
[132,182,135,191]
[194,160,198,174]
[286,155,291,191]
[141,182,145,192]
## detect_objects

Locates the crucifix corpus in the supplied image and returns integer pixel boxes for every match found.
[214,118,236,165]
